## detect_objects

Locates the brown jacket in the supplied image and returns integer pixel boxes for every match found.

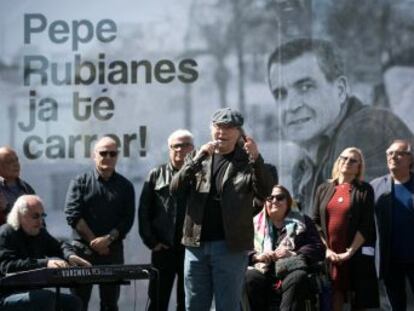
[170,146,273,251]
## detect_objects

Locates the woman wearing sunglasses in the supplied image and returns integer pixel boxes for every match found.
[245,185,325,311]
[313,147,379,311]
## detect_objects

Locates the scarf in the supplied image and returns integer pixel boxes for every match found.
[252,207,306,273]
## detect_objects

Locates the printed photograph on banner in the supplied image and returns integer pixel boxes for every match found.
[1,1,413,310]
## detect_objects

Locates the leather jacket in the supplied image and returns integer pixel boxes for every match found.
[139,162,184,249]
[170,146,273,251]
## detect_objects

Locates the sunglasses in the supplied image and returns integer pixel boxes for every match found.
[30,212,47,220]
[386,150,410,157]
[266,194,287,203]
[98,150,118,158]
[339,155,359,164]
[170,143,193,150]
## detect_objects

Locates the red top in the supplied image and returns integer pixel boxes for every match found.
[326,183,352,290]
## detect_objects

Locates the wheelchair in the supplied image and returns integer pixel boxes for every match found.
[242,262,331,311]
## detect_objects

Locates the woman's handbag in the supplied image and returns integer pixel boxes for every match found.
[274,254,307,279]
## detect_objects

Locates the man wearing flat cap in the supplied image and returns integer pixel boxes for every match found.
[171,107,273,311]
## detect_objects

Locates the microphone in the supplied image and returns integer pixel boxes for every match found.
[194,140,219,162]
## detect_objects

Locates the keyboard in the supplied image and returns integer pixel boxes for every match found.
[0,264,155,290]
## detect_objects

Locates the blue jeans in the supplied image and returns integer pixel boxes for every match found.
[184,241,248,311]
[0,289,82,311]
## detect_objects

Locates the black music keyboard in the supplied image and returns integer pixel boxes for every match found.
[0,264,155,290]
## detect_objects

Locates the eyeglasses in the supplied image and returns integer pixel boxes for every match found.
[98,150,118,158]
[170,143,193,150]
[29,212,47,220]
[339,155,359,164]
[266,194,287,203]
[386,150,410,157]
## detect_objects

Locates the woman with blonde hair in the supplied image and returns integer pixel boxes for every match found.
[313,147,379,311]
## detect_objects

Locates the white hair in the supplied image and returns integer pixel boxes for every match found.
[7,195,43,230]
[167,129,194,146]
[388,139,414,170]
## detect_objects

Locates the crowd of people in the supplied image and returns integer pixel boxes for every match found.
[0,37,413,311]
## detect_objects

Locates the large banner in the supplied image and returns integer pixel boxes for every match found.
[1,0,414,308]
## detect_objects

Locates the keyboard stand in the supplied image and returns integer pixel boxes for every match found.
[55,287,61,311]
[52,280,132,311]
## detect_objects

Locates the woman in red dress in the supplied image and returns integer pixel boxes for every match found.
[313,147,379,311]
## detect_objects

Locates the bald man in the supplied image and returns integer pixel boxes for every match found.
[64,136,135,311]
[0,147,35,225]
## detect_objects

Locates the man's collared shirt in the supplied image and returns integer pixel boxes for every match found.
[64,169,135,242]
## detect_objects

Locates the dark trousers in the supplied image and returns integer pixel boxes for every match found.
[148,247,185,311]
[72,283,120,311]
[245,268,313,311]
[0,289,82,311]
[383,262,414,311]
[71,242,124,311]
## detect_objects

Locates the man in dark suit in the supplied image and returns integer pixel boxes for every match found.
[371,139,414,311]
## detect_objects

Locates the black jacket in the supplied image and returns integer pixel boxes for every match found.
[0,224,75,275]
[170,146,273,251]
[313,180,379,308]
[249,214,326,267]
[370,173,414,279]
[138,162,185,249]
